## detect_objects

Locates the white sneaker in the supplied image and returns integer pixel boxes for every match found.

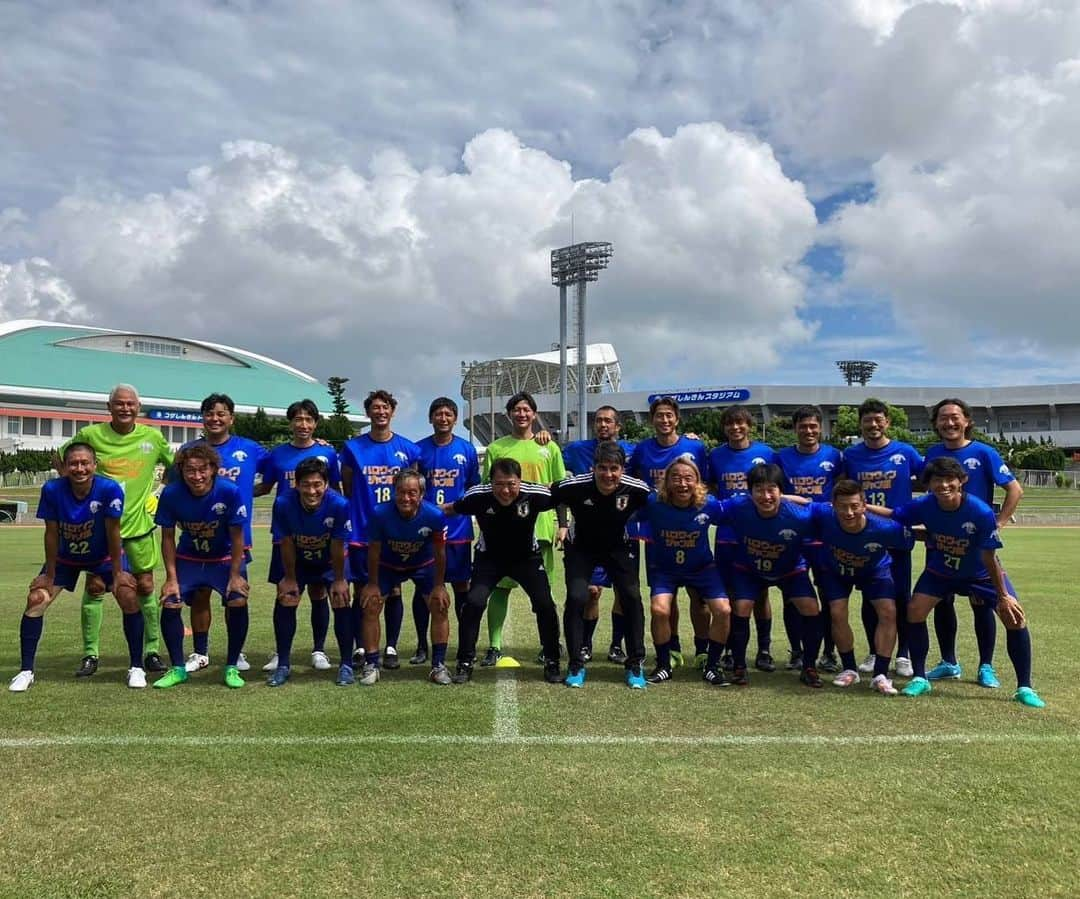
[894,656,914,678]
[832,669,861,688]
[311,650,331,670]
[358,663,380,686]
[262,653,279,672]
[236,653,251,672]
[9,670,34,692]
[871,673,898,695]
[184,652,210,673]
[127,667,147,689]
[857,653,876,674]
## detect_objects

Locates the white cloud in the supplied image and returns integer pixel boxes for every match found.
[3,125,816,433]
[0,258,85,322]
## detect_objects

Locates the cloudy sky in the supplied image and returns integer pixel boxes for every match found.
[2,0,1079,435]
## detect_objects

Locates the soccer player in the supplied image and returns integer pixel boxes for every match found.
[443,458,563,685]
[560,404,637,664]
[842,399,923,678]
[923,398,1023,688]
[412,397,480,665]
[870,457,1043,707]
[64,384,173,677]
[153,444,250,689]
[807,479,915,694]
[777,405,844,673]
[627,396,710,668]
[638,459,732,685]
[478,392,566,666]
[10,443,144,691]
[267,457,354,686]
[180,393,268,674]
[707,406,779,672]
[340,389,421,671]
[358,469,451,685]
[551,441,651,688]
[715,463,823,687]
[257,399,342,673]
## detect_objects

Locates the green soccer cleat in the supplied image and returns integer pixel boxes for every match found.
[693,652,708,670]
[1013,687,1045,709]
[669,650,684,669]
[223,665,245,689]
[901,676,932,697]
[153,666,189,689]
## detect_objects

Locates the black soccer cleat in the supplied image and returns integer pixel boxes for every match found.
[703,666,731,687]
[646,666,673,684]
[143,652,167,673]
[75,655,99,678]
[800,667,824,689]
[754,650,776,673]
[451,662,474,684]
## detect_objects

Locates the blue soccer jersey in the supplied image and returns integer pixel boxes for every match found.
[181,435,267,547]
[924,441,1015,505]
[37,475,125,567]
[809,502,914,580]
[640,494,725,573]
[340,433,422,544]
[628,436,709,489]
[715,494,814,581]
[156,478,247,562]
[777,444,844,500]
[708,441,778,546]
[842,440,923,507]
[562,438,637,476]
[368,500,448,570]
[417,434,480,544]
[893,493,1001,579]
[259,443,342,495]
[271,488,352,569]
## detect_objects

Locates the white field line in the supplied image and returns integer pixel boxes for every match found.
[493,676,520,740]
[1,733,1077,750]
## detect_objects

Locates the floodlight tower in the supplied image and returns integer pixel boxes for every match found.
[551,241,613,441]
[836,360,878,387]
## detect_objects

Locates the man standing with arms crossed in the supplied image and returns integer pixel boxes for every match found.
[64,384,172,677]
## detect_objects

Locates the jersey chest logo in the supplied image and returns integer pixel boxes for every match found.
[964,458,981,470]
[889,454,906,465]
[615,495,628,511]
[779,528,797,541]
[323,516,335,528]
[89,501,102,513]
[517,502,530,517]
[962,521,977,534]
[212,503,227,515]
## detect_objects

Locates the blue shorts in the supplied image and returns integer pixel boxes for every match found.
[590,565,612,589]
[445,542,473,584]
[377,564,436,596]
[729,566,815,603]
[268,544,351,590]
[816,568,895,604]
[45,558,128,592]
[175,558,248,605]
[914,569,1017,609]
[347,545,370,584]
[649,565,728,600]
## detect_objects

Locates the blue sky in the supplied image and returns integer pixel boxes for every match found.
[2,1,1079,436]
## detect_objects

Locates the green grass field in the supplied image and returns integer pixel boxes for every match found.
[1,524,1078,898]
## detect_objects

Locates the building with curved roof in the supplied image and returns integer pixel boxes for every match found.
[0,320,365,450]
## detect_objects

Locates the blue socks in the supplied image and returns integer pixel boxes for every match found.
[908,620,930,679]
[161,607,186,666]
[193,630,210,655]
[310,598,329,653]
[933,597,959,663]
[412,591,430,651]
[800,613,822,670]
[706,639,723,669]
[729,615,751,668]
[384,594,403,649]
[225,605,249,667]
[122,610,144,667]
[432,642,448,668]
[783,601,801,653]
[1006,627,1032,688]
[755,616,771,654]
[655,641,671,670]
[333,607,354,667]
[274,602,298,667]
[20,615,43,670]
[972,603,997,667]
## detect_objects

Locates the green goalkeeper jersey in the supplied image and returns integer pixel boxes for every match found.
[482,436,566,544]
[66,423,173,539]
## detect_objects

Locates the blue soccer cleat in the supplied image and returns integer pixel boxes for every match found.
[1013,687,1046,709]
[625,665,647,690]
[564,667,586,688]
[926,660,962,680]
[977,664,1000,689]
[901,676,932,697]
[335,664,355,687]
[266,665,290,688]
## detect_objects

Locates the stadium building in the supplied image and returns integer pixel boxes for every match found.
[0,320,365,452]
[459,344,1080,453]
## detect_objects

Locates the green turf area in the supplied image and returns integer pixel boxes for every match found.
[1,525,1078,898]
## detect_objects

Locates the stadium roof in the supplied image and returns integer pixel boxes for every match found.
[461,342,621,398]
[0,319,363,418]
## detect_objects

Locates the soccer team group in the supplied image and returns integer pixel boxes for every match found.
[8,383,1045,708]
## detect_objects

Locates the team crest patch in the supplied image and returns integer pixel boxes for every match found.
[865,542,882,553]
[964,458,981,469]
[233,450,248,461]
[212,503,227,515]
[140,441,154,454]
[694,513,711,525]
[89,501,102,513]
[962,521,977,534]
[890,454,906,465]
[615,495,629,511]
[323,517,335,527]
[418,527,432,537]
[819,461,835,472]
[517,502,530,517]
[779,528,797,541]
